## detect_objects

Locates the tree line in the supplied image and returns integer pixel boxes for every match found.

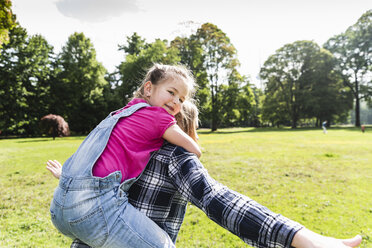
[260,10,371,128]
[0,4,371,135]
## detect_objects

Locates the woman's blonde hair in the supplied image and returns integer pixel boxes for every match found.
[133,63,196,100]
[175,100,199,143]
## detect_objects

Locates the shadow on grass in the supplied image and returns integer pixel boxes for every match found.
[0,135,86,142]
[15,136,86,143]
[16,139,51,143]
[198,126,369,135]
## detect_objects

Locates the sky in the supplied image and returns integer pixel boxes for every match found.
[11,0,372,87]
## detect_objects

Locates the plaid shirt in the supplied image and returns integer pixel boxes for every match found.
[71,143,303,248]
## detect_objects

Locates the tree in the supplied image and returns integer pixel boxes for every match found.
[118,32,147,56]
[324,10,372,126]
[302,49,353,126]
[219,70,256,127]
[246,86,263,127]
[171,23,257,129]
[0,24,54,135]
[52,32,109,133]
[261,88,291,127]
[23,34,56,133]
[260,41,315,128]
[0,25,28,135]
[40,114,70,139]
[260,41,352,128]
[0,0,16,52]
[193,23,240,131]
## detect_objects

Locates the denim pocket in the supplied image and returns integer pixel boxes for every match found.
[69,206,108,247]
[50,201,74,238]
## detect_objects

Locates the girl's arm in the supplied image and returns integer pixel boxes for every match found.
[46,160,62,179]
[163,124,201,158]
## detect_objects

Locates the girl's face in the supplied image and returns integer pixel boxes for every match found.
[145,77,188,116]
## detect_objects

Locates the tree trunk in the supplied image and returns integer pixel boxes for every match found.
[291,105,297,128]
[52,127,56,140]
[355,97,360,127]
[211,119,218,131]
[211,98,218,131]
[291,120,297,129]
[210,80,218,132]
[355,77,360,127]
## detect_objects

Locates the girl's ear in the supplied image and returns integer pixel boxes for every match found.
[144,81,152,97]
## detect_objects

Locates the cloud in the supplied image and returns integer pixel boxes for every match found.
[55,0,141,22]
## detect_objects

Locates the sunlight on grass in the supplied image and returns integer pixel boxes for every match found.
[0,129,371,247]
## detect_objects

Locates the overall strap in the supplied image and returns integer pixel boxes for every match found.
[60,101,152,177]
[112,102,150,120]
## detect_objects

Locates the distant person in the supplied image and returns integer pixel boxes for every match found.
[49,64,201,248]
[48,101,362,248]
[361,125,365,133]
[322,120,328,134]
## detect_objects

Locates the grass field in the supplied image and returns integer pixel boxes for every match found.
[0,127,371,247]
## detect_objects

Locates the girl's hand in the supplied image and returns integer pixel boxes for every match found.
[46,160,62,179]
[292,228,362,248]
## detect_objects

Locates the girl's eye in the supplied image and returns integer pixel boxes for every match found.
[168,91,174,96]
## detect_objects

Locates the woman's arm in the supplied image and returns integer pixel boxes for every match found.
[163,124,201,158]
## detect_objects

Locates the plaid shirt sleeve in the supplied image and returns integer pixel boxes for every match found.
[168,146,303,248]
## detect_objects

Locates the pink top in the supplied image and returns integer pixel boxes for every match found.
[92,98,176,182]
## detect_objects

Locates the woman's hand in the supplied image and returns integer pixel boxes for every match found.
[46,160,62,179]
[292,228,362,248]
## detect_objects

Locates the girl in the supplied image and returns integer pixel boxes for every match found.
[49,64,200,248]
[46,100,201,179]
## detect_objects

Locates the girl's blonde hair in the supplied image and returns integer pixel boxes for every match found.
[175,100,199,143]
[133,64,196,100]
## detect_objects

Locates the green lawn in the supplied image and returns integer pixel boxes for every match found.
[0,127,371,247]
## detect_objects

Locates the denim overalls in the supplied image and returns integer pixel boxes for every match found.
[50,103,175,248]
